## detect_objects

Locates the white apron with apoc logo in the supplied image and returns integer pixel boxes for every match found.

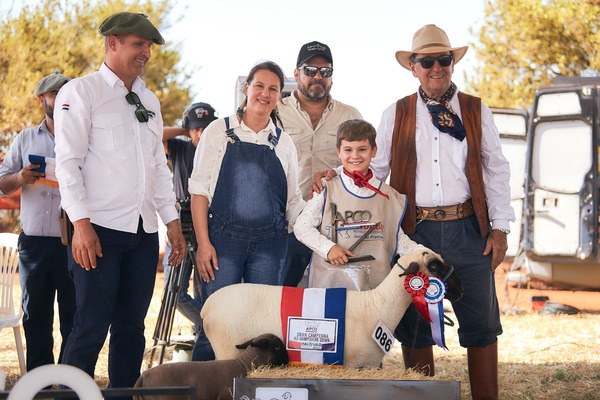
[308,176,407,290]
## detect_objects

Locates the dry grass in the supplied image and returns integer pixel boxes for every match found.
[2,270,600,399]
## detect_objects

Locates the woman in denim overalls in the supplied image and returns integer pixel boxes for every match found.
[188,61,305,360]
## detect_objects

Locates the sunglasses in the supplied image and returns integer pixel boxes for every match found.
[125,91,152,123]
[299,66,334,78]
[412,54,454,69]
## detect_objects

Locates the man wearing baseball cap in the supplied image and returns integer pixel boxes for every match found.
[0,70,75,372]
[371,24,514,399]
[278,40,362,287]
[160,102,218,337]
[54,11,185,394]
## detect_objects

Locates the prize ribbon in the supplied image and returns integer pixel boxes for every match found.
[404,272,431,323]
[425,277,448,350]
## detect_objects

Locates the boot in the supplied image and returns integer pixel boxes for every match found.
[467,342,498,400]
[401,344,435,376]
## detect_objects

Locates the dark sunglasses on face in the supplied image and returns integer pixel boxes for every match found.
[125,91,151,123]
[299,66,334,78]
[412,54,454,69]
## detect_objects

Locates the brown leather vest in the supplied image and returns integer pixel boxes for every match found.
[389,92,489,237]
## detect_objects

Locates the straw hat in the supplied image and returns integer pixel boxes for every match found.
[395,24,468,70]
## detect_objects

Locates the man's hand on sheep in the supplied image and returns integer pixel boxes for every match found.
[196,239,218,282]
[327,245,356,265]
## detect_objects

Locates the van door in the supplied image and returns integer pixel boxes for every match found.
[524,82,598,262]
[491,108,528,259]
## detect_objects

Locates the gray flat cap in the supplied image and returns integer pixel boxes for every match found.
[98,12,165,45]
[34,70,70,97]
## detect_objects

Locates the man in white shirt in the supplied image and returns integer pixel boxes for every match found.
[54,12,185,395]
[0,71,74,371]
[278,41,363,287]
[372,25,514,400]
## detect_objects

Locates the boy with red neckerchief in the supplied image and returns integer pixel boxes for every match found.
[294,119,426,290]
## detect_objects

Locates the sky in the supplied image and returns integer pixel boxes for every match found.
[0,0,486,126]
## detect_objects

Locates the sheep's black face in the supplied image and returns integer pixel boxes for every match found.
[425,255,463,302]
[237,333,289,366]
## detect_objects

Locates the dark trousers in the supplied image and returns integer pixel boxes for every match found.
[18,233,75,370]
[280,232,312,286]
[62,222,158,400]
[394,214,502,348]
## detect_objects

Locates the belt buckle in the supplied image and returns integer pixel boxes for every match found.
[434,209,446,220]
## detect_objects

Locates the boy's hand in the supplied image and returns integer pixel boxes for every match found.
[310,169,337,199]
[327,245,356,266]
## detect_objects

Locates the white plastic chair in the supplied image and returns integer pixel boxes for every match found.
[0,232,26,376]
[7,364,102,400]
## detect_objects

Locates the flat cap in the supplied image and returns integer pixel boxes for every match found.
[98,12,165,45]
[34,70,70,97]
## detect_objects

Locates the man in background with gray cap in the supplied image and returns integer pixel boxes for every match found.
[54,11,185,394]
[278,40,362,287]
[0,70,75,372]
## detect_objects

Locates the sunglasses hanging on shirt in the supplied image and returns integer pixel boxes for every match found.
[125,91,155,122]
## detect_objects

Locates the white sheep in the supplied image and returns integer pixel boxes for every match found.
[133,333,288,400]
[201,250,462,369]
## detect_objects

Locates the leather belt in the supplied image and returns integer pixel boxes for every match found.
[416,199,474,222]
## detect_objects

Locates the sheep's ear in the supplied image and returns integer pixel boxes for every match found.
[250,338,270,349]
[236,339,252,349]
[405,262,420,274]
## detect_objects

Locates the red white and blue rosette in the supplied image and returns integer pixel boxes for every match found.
[425,277,448,350]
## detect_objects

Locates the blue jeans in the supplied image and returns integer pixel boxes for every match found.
[18,233,75,371]
[191,225,287,361]
[62,221,158,400]
[162,242,202,333]
[280,232,312,286]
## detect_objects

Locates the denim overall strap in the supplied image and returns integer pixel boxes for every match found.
[224,116,239,142]
[208,118,288,238]
[268,127,281,147]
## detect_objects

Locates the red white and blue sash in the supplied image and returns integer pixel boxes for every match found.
[280,286,346,365]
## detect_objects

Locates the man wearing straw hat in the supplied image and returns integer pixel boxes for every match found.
[371,24,514,399]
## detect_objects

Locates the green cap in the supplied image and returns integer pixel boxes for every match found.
[34,70,70,97]
[98,12,165,45]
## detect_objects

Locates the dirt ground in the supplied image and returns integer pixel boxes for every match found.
[1,260,599,399]
[494,261,600,314]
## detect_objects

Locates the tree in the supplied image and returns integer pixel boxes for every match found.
[0,0,193,150]
[466,0,600,108]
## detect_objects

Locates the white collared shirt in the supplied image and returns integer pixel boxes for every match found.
[54,63,178,233]
[371,90,515,231]
[0,121,62,237]
[188,115,305,229]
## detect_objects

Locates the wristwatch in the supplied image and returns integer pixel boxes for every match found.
[494,228,510,235]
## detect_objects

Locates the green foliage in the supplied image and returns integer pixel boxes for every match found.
[466,0,600,108]
[0,0,192,149]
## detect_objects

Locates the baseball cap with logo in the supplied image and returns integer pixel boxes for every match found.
[183,102,218,130]
[296,41,333,68]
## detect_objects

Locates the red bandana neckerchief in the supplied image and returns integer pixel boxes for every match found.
[343,168,389,199]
